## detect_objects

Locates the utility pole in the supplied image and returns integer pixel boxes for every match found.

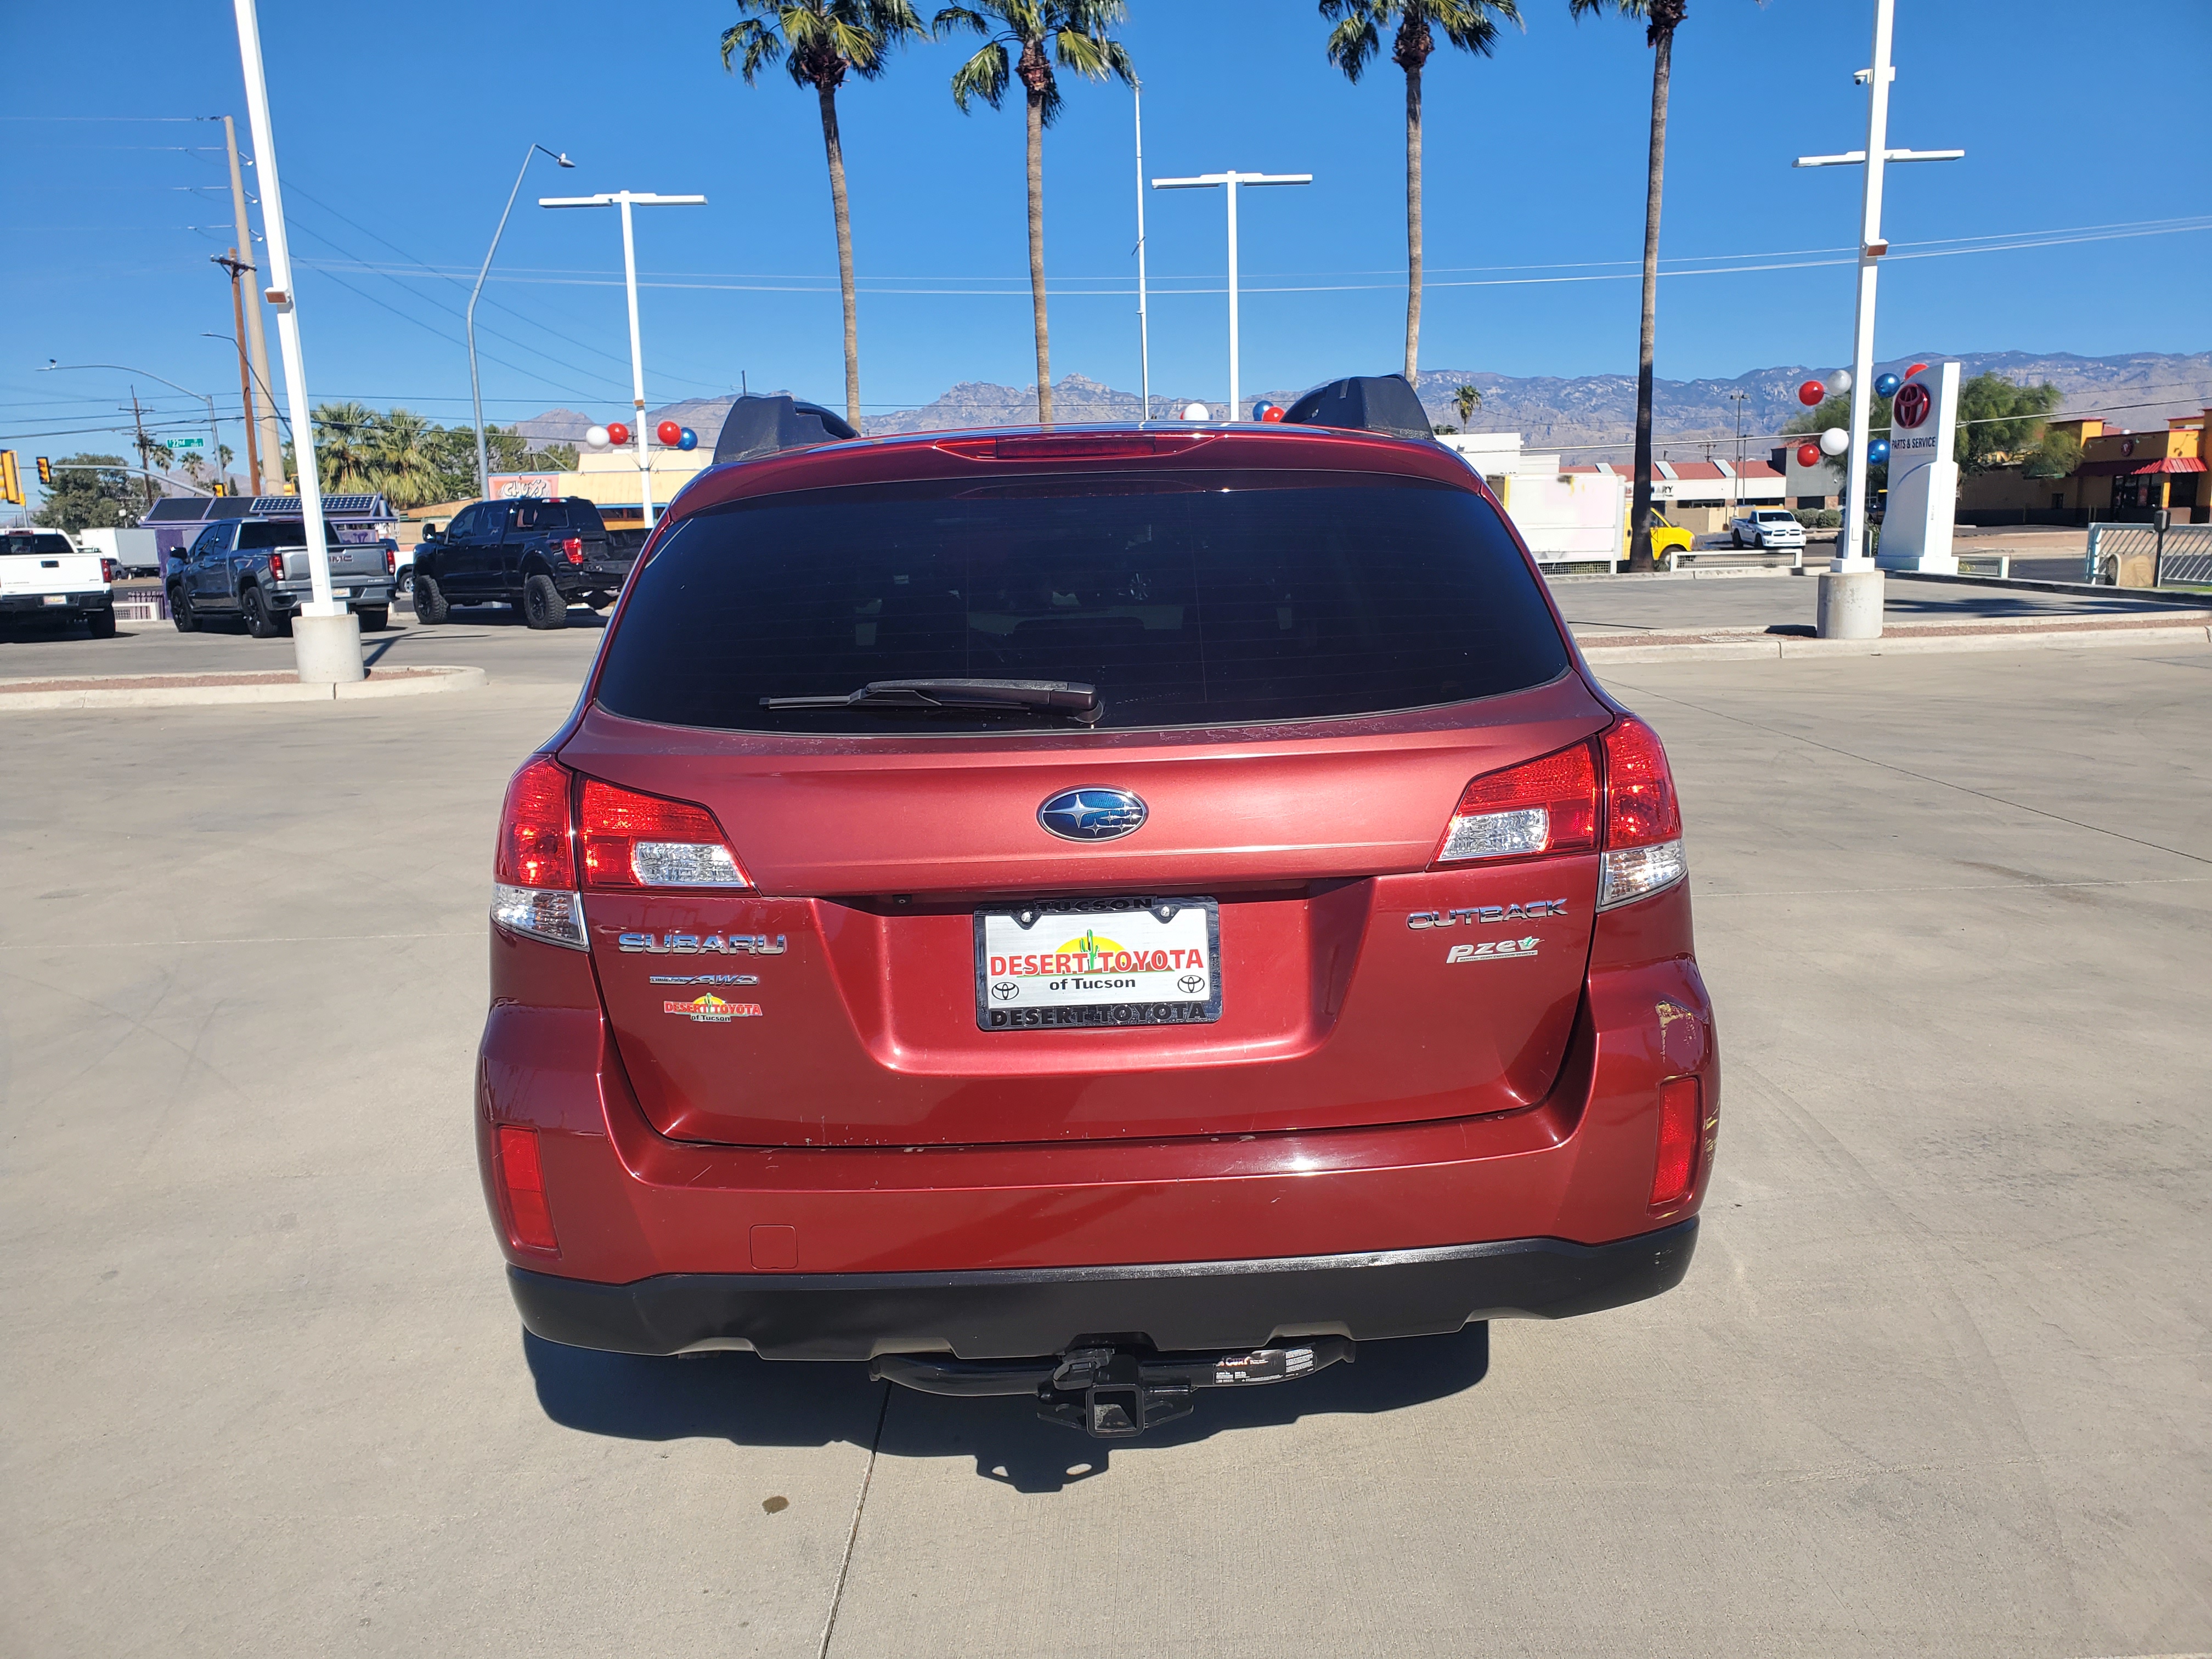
[214,250,261,490]
[126,387,157,509]
[222,114,284,493]
[1729,388,1748,522]
[1132,83,1150,423]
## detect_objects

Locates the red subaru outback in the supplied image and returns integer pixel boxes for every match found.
[477,421,1717,1437]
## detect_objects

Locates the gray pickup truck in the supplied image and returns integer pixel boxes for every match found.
[168,517,397,637]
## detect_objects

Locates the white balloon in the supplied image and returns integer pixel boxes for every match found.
[585,425,611,449]
[1181,402,1211,421]
[1819,426,1850,456]
[1825,369,1852,397]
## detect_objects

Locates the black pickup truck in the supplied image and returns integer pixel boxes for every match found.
[411,496,632,630]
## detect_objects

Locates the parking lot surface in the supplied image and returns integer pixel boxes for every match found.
[2,619,2207,1657]
[1558,569,2187,637]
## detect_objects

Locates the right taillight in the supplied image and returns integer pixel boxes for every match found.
[497,1125,558,1252]
[1436,741,1599,864]
[1650,1076,1701,1209]
[1597,714,1686,910]
[490,755,587,950]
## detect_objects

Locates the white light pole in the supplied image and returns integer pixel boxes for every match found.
[1794,0,1962,574]
[231,0,358,684]
[1132,84,1150,424]
[472,144,574,498]
[1152,171,1311,420]
[540,191,705,529]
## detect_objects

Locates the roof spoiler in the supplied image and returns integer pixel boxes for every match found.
[1281,374,1436,442]
[712,395,860,465]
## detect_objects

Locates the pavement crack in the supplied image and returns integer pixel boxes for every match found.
[817,1383,891,1659]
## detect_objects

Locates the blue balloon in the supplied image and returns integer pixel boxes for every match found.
[1873,372,1901,398]
[1867,438,1891,465]
[676,426,698,451]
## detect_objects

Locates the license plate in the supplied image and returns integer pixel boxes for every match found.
[975,897,1221,1030]
[43,594,66,606]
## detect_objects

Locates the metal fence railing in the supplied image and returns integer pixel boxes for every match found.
[2085,522,2212,588]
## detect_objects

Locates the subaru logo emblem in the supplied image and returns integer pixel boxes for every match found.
[1037,787,1147,842]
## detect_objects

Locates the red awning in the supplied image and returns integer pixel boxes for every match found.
[2076,455,2204,477]
[2134,456,2205,475]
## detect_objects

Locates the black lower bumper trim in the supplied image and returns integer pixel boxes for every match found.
[507,1220,1697,1362]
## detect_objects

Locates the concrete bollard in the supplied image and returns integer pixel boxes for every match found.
[1816,569,1884,640]
[291,610,366,684]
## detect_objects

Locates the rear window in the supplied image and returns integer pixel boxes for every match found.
[234,521,307,551]
[3,533,76,557]
[594,470,1568,734]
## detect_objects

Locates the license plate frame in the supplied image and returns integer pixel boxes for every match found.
[973,896,1222,1031]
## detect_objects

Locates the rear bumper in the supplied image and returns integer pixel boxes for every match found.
[508,1220,1697,1361]
[1,591,109,614]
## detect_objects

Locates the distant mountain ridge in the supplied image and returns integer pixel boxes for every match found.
[515,349,2212,462]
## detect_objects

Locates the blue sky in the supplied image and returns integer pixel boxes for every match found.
[3,0,2207,461]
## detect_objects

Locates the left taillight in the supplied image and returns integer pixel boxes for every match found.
[490,755,587,950]
[579,777,750,889]
[497,1125,558,1252]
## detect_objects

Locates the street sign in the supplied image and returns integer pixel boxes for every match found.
[171,435,206,452]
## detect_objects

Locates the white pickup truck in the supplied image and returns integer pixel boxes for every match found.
[1728,509,1806,552]
[2,528,118,636]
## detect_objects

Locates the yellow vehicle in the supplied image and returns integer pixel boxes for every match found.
[1627,509,1695,566]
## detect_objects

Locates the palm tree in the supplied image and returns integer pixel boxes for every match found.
[369,408,444,510]
[1568,0,1686,570]
[311,402,379,494]
[721,1,927,430]
[1454,381,1482,428]
[936,0,1135,426]
[1321,0,1520,383]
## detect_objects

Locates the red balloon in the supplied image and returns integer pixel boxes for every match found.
[606,422,630,447]
[1796,442,1822,468]
[657,420,682,446]
[1797,379,1826,407]
[1905,362,1928,378]
[1259,405,1285,423]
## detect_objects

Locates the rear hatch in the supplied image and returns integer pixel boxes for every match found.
[566,456,1609,1147]
[1,532,104,596]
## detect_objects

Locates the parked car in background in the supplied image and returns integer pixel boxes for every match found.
[167,516,397,637]
[1630,509,1695,566]
[412,497,633,630]
[1729,509,1805,552]
[1,528,117,636]
[477,418,1717,1441]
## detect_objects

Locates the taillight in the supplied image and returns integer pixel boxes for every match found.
[561,535,583,565]
[268,553,284,580]
[497,1125,558,1251]
[490,756,586,949]
[1597,715,1687,910]
[579,777,749,889]
[1650,1076,1701,1209]
[385,546,397,575]
[100,557,121,583]
[1436,741,1598,864]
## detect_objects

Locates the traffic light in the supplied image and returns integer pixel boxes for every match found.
[37,455,52,487]
[0,450,21,507]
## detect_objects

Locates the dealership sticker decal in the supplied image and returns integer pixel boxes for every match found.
[1446,936,1540,963]
[662,992,763,1023]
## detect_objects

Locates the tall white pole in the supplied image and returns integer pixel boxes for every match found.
[618,193,655,529]
[231,0,332,614]
[1225,175,1240,422]
[1838,0,1894,572]
[1133,84,1149,423]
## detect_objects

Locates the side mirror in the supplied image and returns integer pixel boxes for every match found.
[421,523,439,540]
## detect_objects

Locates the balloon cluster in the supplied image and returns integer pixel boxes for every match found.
[1252,402,1285,423]
[584,419,697,451]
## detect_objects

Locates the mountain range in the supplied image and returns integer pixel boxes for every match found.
[515,349,2212,464]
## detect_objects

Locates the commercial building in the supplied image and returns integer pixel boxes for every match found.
[1956,409,2207,526]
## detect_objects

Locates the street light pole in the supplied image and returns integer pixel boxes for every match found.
[1132,84,1149,423]
[471,143,574,498]
[1152,171,1311,420]
[1794,0,1962,571]
[540,190,706,529]
[42,361,225,498]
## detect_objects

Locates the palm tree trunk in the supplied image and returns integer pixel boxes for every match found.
[1403,58,1423,383]
[817,84,862,431]
[1628,26,1673,572]
[1026,88,1052,427]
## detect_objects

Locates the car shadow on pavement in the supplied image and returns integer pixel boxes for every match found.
[527,1322,1491,1492]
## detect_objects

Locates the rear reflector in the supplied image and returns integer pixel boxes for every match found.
[498,1126,558,1251]
[1650,1077,1701,1208]
[1437,742,1599,864]
[579,777,750,889]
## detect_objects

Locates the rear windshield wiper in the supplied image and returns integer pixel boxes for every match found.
[760,678,1103,724]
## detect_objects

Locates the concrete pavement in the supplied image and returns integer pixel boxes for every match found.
[2,625,2207,1657]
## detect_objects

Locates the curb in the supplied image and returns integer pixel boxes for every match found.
[0,665,488,712]
[1583,624,2212,666]
[1886,569,2211,606]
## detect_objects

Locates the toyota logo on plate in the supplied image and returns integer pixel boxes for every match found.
[1893,381,1932,430]
[1037,787,1148,842]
